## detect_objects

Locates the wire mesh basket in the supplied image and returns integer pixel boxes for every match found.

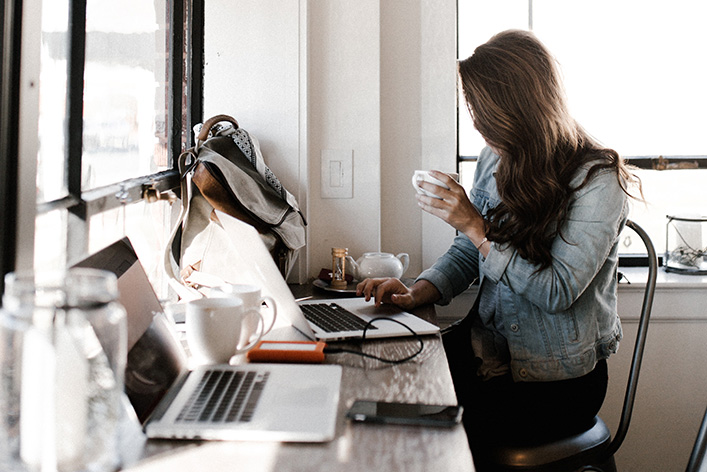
[664,215,707,275]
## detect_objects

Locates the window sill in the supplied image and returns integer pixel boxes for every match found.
[617,267,707,322]
[618,266,707,290]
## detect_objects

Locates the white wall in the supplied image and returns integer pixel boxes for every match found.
[418,0,459,270]
[605,318,707,471]
[204,0,457,282]
[203,0,306,280]
[306,0,383,276]
[602,275,707,471]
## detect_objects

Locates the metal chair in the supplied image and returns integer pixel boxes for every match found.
[686,405,707,472]
[482,219,658,472]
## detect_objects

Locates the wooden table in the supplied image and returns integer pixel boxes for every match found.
[120,283,475,472]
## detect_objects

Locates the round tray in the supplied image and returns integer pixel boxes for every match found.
[312,278,361,295]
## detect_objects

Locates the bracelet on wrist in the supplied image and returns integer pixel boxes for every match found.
[475,237,489,250]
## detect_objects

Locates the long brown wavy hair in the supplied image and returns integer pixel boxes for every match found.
[458,30,640,269]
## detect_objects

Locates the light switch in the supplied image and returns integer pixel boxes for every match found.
[330,161,342,187]
[321,149,353,199]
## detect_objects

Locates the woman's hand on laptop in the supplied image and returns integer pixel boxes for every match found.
[357,278,413,309]
[356,278,440,310]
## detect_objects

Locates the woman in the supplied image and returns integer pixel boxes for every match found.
[357,30,641,456]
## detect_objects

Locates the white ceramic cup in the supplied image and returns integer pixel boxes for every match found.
[412,170,459,199]
[213,284,278,344]
[186,297,265,364]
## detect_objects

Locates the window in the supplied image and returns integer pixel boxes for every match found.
[24,0,203,297]
[457,0,707,257]
[38,0,172,202]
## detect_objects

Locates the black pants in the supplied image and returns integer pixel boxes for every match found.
[442,314,608,451]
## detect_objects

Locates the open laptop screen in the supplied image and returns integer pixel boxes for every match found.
[73,238,187,423]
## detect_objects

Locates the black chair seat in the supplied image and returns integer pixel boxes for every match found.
[484,416,615,471]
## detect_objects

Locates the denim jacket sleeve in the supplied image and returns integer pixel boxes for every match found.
[482,164,629,314]
[415,147,498,304]
[417,233,480,305]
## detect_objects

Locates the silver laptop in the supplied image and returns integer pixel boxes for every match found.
[74,238,342,442]
[184,210,440,342]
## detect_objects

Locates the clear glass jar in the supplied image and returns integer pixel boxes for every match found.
[0,268,127,472]
[664,215,707,275]
[330,247,348,289]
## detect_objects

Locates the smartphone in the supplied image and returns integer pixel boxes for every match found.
[346,400,463,428]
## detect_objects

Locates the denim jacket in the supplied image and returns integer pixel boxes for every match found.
[418,147,627,382]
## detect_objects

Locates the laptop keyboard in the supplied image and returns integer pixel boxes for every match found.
[300,303,378,333]
[176,369,270,423]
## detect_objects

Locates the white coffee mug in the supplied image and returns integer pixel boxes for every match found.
[412,170,459,199]
[213,284,278,338]
[186,297,265,364]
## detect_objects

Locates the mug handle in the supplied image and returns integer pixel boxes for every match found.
[259,295,278,335]
[233,308,265,354]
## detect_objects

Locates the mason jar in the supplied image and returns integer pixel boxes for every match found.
[0,268,127,472]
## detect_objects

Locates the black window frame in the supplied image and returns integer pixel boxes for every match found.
[459,155,707,170]
[0,0,22,297]
[0,0,204,297]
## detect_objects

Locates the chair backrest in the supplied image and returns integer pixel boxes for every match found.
[603,219,658,459]
[686,406,707,472]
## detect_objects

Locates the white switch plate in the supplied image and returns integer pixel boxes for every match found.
[321,149,353,199]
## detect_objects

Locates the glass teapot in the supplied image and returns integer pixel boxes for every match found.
[345,252,410,280]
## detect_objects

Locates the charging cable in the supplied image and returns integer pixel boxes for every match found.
[322,317,424,364]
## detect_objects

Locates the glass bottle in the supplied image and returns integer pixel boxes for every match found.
[0,268,127,472]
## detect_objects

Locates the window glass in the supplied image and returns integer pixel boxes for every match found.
[622,169,707,255]
[459,161,477,192]
[532,0,707,157]
[457,1,707,254]
[458,0,707,157]
[458,0,528,156]
[89,198,174,299]
[82,0,170,190]
[34,200,174,299]
[33,0,183,283]
[37,0,70,204]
